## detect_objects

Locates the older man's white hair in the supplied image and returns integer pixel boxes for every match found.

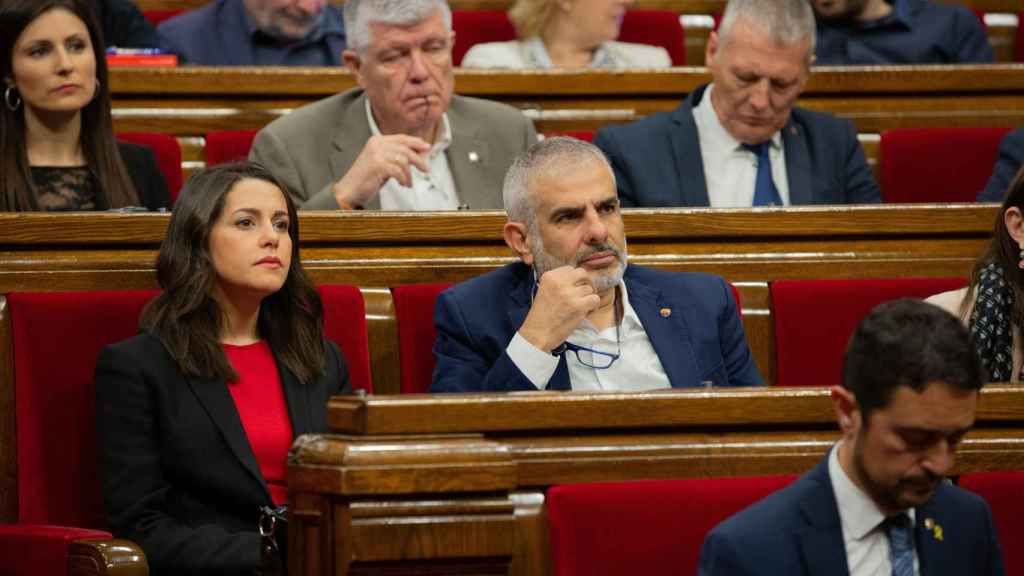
[502,136,616,232]
[343,0,453,53]
[718,0,816,55]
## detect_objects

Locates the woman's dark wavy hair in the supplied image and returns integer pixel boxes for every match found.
[962,167,1024,326]
[140,162,326,383]
[0,0,139,210]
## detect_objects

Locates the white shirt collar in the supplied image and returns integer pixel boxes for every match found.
[828,440,916,541]
[364,98,452,155]
[694,83,782,154]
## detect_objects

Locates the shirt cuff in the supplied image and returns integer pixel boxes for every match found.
[507,332,561,390]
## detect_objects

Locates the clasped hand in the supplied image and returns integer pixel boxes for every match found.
[518,266,601,352]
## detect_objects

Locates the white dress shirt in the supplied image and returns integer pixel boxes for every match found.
[692,84,791,207]
[365,100,461,211]
[828,441,920,576]
[505,281,672,391]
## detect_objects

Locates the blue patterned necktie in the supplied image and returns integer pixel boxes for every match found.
[884,514,915,576]
[742,142,783,206]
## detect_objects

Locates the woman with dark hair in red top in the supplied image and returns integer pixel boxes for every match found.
[95,162,351,576]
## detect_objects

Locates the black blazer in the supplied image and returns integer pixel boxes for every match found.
[95,333,350,576]
[116,141,170,211]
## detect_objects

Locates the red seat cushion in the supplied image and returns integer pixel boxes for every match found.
[206,130,259,166]
[318,285,373,393]
[452,11,517,65]
[618,11,686,66]
[879,128,1012,203]
[453,10,685,66]
[543,131,595,142]
[0,525,113,576]
[548,476,796,576]
[772,278,967,387]
[117,132,184,203]
[392,284,451,394]
[142,9,183,27]
[959,471,1024,576]
[9,290,159,528]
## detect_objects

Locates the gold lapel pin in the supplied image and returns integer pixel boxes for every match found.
[468,151,480,163]
[659,307,672,318]
[924,518,943,541]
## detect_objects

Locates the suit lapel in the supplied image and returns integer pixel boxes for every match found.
[796,460,850,576]
[446,99,493,209]
[915,500,947,576]
[331,92,380,209]
[187,375,269,497]
[783,119,813,205]
[625,272,700,387]
[278,357,311,437]
[669,88,710,207]
[507,269,570,390]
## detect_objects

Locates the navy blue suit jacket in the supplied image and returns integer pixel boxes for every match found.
[429,262,763,392]
[699,455,1005,576]
[978,129,1024,202]
[157,0,345,66]
[593,85,881,207]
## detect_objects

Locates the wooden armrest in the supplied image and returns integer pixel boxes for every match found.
[69,538,148,576]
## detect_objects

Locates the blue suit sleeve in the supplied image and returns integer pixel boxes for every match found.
[717,278,764,387]
[699,528,759,576]
[594,127,639,208]
[429,290,540,393]
[841,119,881,204]
[979,129,1024,202]
[952,6,994,64]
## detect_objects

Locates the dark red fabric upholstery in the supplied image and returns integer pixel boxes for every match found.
[392,284,451,394]
[543,131,595,142]
[452,11,516,65]
[452,10,685,66]
[0,525,112,576]
[117,131,184,202]
[205,130,260,166]
[618,11,686,65]
[142,9,183,26]
[548,476,796,576]
[9,290,158,528]
[318,285,373,392]
[879,128,1012,203]
[959,471,1024,576]
[771,278,967,387]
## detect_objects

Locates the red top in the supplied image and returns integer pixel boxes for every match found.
[223,341,293,506]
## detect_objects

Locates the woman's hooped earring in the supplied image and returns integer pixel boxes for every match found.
[4,86,21,112]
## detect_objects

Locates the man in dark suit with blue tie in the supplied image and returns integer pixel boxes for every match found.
[593,0,880,208]
[699,299,1005,576]
[429,137,763,393]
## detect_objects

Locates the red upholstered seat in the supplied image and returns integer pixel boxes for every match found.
[452,10,685,66]
[206,130,260,166]
[5,290,158,573]
[318,285,374,393]
[959,471,1024,576]
[544,131,595,142]
[771,278,967,387]
[142,9,183,27]
[618,11,686,66]
[392,284,451,394]
[548,475,796,576]
[452,10,517,65]
[879,128,1012,203]
[117,132,184,203]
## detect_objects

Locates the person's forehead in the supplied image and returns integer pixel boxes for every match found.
[531,160,617,211]
[18,8,88,43]
[871,381,978,429]
[718,19,810,75]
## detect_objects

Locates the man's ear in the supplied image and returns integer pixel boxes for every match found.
[704,30,719,67]
[503,222,534,266]
[343,50,364,85]
[830,385,860,436]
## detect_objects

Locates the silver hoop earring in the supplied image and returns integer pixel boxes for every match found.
[4,86,20,112]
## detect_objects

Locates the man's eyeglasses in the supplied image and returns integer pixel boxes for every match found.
[553,339,621,370]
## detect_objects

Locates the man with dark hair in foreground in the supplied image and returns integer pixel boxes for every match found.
[699,298,1005,575]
